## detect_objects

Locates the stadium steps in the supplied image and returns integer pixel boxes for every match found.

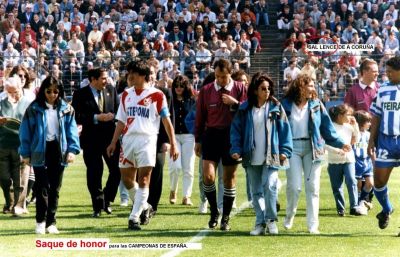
[249,1,285,94]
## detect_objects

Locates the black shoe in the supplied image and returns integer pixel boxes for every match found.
[104,202,112,215]
[92,211,101,218]
[208,211,219,229]
[128,220,141,230]
[2,206,11,214]
[149,209,157,218]
[220,215,231,231]
[140,204,153,225]
[337,210,345,217]
[376,210,394,229]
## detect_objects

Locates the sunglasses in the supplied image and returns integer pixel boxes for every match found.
[174,85,184,89]
[18,73,25,78]
[46,89,59,95]
[259,86,270,91]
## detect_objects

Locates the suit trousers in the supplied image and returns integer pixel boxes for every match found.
[83,143,120,212]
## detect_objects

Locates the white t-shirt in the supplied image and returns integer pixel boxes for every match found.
[45,102,59,141]
[116,86,169,137]
[251,103,268,165]
[290,103,309,139]
[326,122,359,164]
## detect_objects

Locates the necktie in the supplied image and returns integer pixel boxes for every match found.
[98,90,104,113]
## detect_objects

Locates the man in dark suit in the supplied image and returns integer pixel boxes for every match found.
[71,68,121,218]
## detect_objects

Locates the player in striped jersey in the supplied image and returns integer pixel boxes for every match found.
[353,111,373,210]
[107,60,179,230]
[368,56,400,231]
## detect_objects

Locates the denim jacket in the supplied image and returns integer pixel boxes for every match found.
[230,99,293,169]
[19,100,81,167]
[281,98,344,162]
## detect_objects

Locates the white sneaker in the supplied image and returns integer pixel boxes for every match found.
[309,228,320,235]
[120,199,129,207]
[250,224,266,236]
[35,222,45,235]
[198,201,208,214]
[357,204,369,216]
[46,225,60,234]
[283,216,294,230]
[266,220,278,235]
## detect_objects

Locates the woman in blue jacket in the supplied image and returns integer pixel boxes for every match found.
[230,72,293,235]
[19,76,80,235]
[281,74,351,234]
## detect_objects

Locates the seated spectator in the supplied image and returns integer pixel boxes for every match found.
[179,43,195,74]
[62,62,81,99]
[95,44,111,66]
[214,42,231,64]
[3,43,20,67]
[300,59,316,81]
[238,32,251,53]
[168,25,184,53]
[138,42,153,59]
[168,63,181,80]
[283,60,301,81]
[323,71,338,98]
[282,42,297,69]
[337,65,353,98]
[101,15,115,33]
[159,53,175,72]
[385,31,399,53]
[230,43,249,70]
[87,24,103,48]
[84,43,97,63]
[246,25,261,53]
[154,34,169,59]
[157,69,173,88]
[199,62,214,80]
[209,33,222,53]
[224,35,237,52]
[68,32,85,63]
[195,41,212,70]
[341,23,357,43]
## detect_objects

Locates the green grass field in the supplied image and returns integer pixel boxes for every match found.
[1,156,400,257]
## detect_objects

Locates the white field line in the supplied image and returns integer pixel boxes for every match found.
[161,180,287,257]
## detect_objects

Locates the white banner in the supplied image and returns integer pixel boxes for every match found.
[306,44,375,52]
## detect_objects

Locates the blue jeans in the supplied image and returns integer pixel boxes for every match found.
[119,180,129,202]
[327,163,359,212]
[245,167,252,202]
[256,13,270,26]
[247,165,278,225]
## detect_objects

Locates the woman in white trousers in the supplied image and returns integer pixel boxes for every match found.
[168,75,196,205]
[281,74,351,234]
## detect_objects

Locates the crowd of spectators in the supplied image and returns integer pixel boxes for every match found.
[279,0,397,101]
[0,0,271,98]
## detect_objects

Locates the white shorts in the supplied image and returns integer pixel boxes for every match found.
[119,134,157,168]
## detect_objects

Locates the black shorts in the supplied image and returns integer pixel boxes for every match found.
[201,127,240,166]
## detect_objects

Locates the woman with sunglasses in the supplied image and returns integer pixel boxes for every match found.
[168,75,196,205]
[19,76,80,234]
[230,72,293,235]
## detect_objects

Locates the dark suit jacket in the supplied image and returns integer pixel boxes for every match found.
[71,85,119,150]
